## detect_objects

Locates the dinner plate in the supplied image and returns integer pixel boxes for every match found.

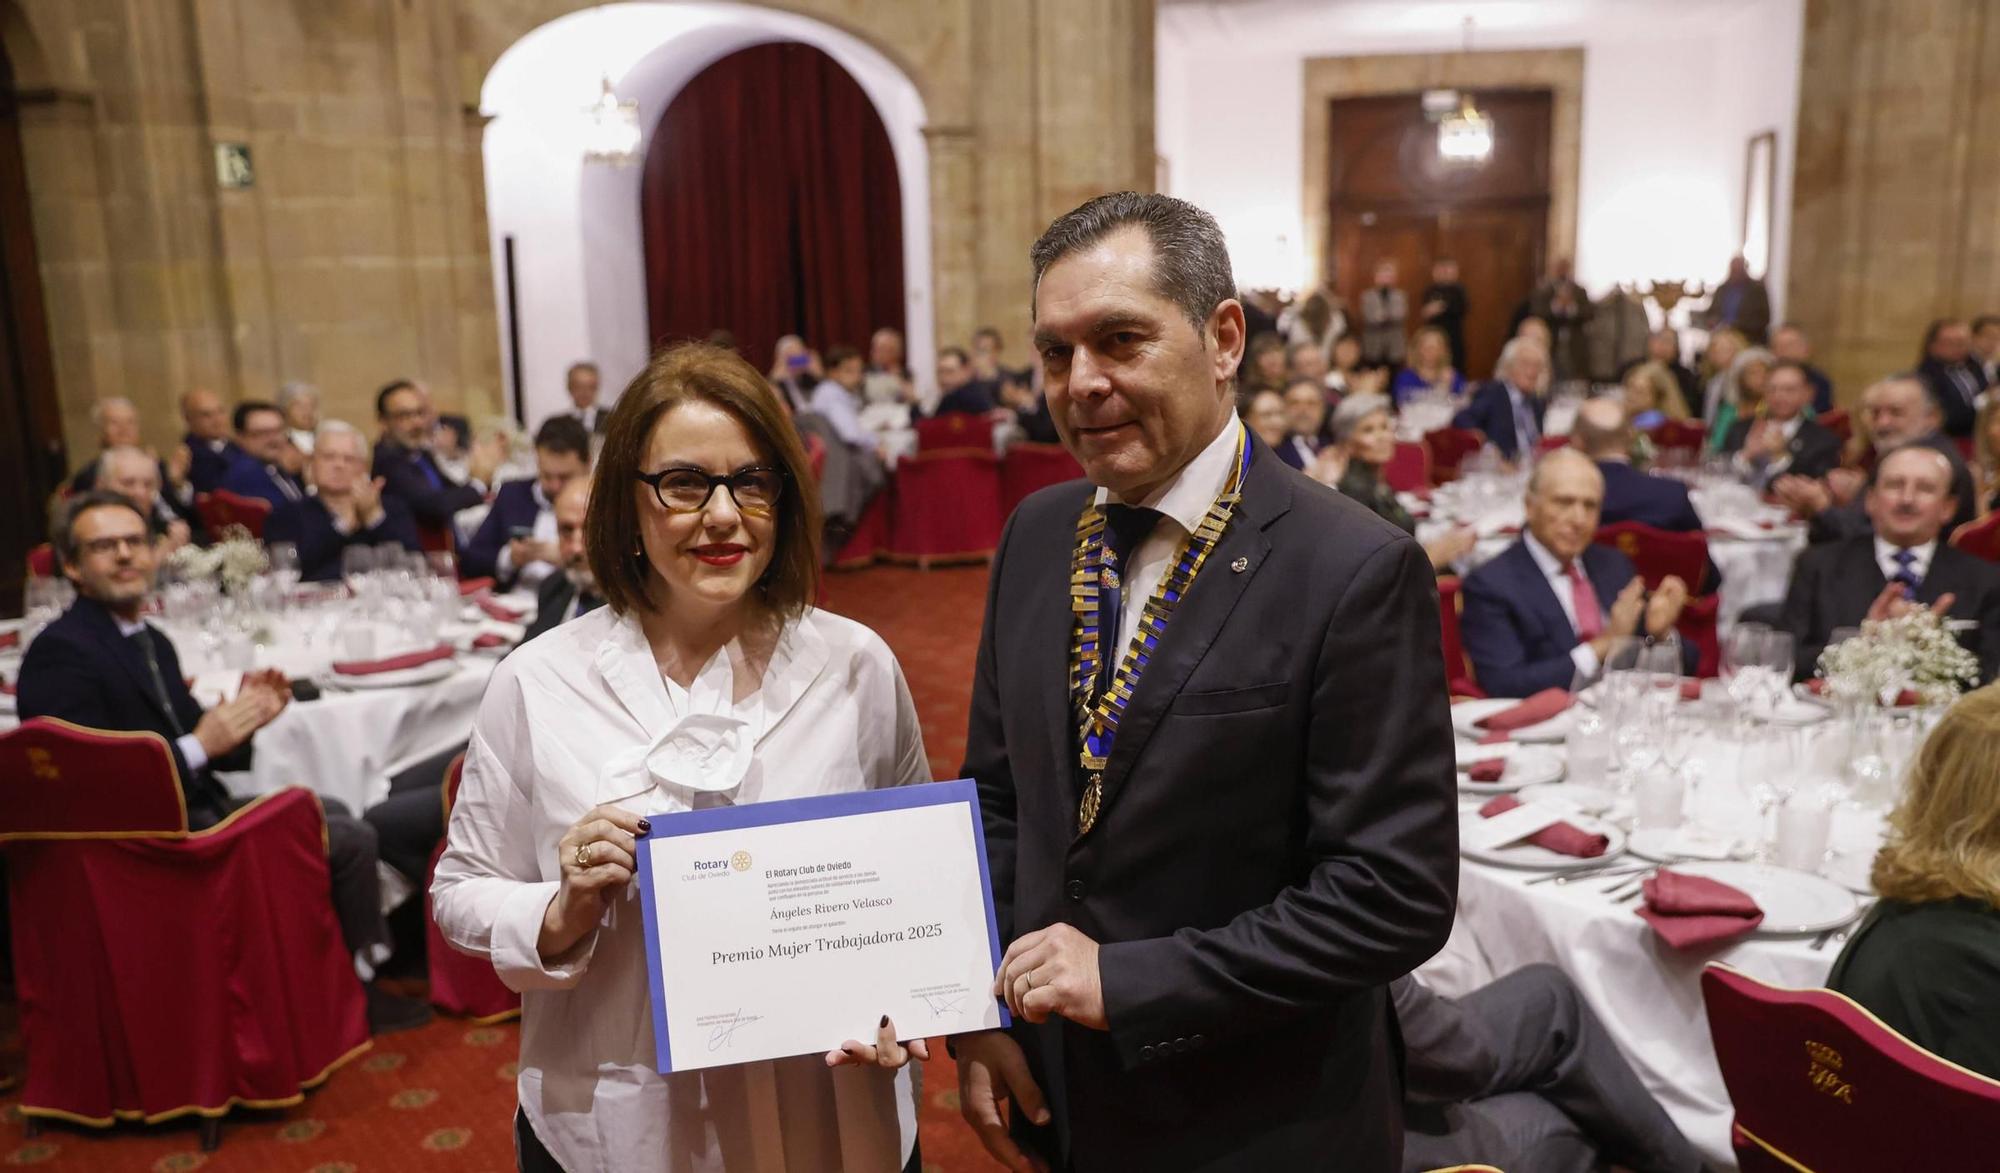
[1457,808,1626,871]
[1451,697,1573,744]
[1669,860,1859,934]
[1458,747,1565,794]
[320,658,460,691]
[1820,849,1875,896]
[1516,781,1627,819]
[1628,826,1743,864]
[1765,697,1831,727]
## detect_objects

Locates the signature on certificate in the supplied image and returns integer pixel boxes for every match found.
[915,990,966,1017]
[707,1009,759,1051]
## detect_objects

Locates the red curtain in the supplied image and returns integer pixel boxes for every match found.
[641,42,905,371]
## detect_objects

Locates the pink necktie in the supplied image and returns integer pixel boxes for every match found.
[1566,563,1603,641]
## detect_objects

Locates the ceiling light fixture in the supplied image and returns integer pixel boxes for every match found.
[1434,16,1493,165]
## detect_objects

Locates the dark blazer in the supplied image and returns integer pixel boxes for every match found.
[460,479,543,582]
[184,434,242,495]
[1596,461,1703,532]
[1452,380,1545,461]
[264,494,422,582]
[372,438,483,530]
[962,440,1459,1171]
[1014,397,1060,444]
[1918,357,1988,439]
[1778,536,2000,683]
[1720,417,1844,482]
[933,382,998,417]
[1828,897,2000,1081]
[16,596,246,826]
[1273,434,1309,470]
[218,453,306,510]
[522,571,603,644]
[1807,433,1976,544]
[1803,364,1836,415]
[68,454,203,536]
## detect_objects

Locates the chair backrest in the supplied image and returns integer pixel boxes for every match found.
[1594,521,1710,593]
[1422,427,1484,484]
[27,543,55,578]
[1950,512,2000,564]
[0,717,191,839]
[1647,418,1709,455]
[914,414,992,453]
[1702,962,2000,1172]
[415,521,454,555]
[1436,575,1474,692]
[1001,443,1084,515]
[1383,441,1431,493]
[1819,407,1851,445]
[1534,434,1572,458]
[195,489,273,540]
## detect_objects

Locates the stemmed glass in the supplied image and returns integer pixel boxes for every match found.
[267,542,301,597]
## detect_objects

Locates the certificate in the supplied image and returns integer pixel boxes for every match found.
[635,779,1009,1073]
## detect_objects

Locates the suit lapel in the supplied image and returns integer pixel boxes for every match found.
[1034,485,1094,803]
[79,601,178,728]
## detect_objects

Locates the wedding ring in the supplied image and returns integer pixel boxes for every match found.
[574,842,591,869]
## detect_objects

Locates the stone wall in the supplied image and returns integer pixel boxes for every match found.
[2,0,1157,462]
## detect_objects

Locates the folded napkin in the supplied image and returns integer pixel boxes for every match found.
[1680,679,1703,702]
[1804,678,1920,706]
[0,630,18,651]
[1636,869,1764,949]
[1477,688,1572,733]
[332,644,455,677]
[476,596,527,622]
[1466,758,1507,783]
[471,632,509,650]
[0,680,15,696]
[1478,794,1608,858]
[457,578,495,597]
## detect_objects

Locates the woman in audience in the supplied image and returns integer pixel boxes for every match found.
[1327,333,1366,395]
[432,343,929,1173]
[1312,392,1476,570]
[1243,385,1298,467]
[1282,285,1348,363]
[1239,330,1289,397]
[1704,345,1773,455]
[1972,396,2000,515]
[1619,361,1692,430]
[1391,326,1466,407]
[1699,327,1748,420]
[278,381,320,456]
[1829,681,2000,1079]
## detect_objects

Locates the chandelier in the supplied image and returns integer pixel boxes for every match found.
[1437,96,1494,164]
[582,76,640,166]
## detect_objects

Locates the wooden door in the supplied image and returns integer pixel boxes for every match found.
[1326,90,1552,380]
[0,43,64,613]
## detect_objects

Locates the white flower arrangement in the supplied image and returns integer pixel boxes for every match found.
[1815,609,1979,707]
[166,527,269,596]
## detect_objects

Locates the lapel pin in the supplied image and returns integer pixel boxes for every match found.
[1230,557,1249,573]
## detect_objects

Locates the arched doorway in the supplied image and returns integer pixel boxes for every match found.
[0,28,62,609]
[640,42,903,369]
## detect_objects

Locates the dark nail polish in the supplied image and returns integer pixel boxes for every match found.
[879,1014,889,1028]
[637,818,652,835]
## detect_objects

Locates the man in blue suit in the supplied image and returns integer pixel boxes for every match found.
[458,415,591,586]
[371,379,499,534]
[1461,450,1692,697]
[217,400,306,509]
[1572,398,1704,532]
[1453,337,1550,462]
[264,422,422,581]
[179,387,242,494]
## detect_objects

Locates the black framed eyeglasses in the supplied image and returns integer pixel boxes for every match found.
[635,465,786,516]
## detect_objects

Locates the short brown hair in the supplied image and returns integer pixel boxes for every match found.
[585,343,822,619]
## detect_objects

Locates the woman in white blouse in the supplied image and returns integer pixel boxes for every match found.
[432,343,933,1173]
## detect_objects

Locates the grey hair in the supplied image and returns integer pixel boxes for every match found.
[89,396,136,427]
[1494,338,1551,392]
[313,419,368,457]
[276,381,318,410]
[1029,192,1237,328]
[1329,392,1393,445]
[93,445,155,486]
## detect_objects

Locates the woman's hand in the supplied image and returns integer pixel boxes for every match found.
[1424,526,1477,570]
[825,1015,931,1069]
[539,804,648,963]
[1307,446,1349,487]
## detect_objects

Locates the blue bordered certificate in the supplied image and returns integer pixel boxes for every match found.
[635,779,1010,1073]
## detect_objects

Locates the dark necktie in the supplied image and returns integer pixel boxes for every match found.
[1890,549,1922,598]
[268,465,302,502]
[1096,504,1162,700]
[129,629,186,736]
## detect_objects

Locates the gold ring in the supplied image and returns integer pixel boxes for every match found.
[574,842,591,868]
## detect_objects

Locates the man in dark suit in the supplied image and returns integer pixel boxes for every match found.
[1721,360,1843,487]
[264,422,422,581]
[523,477,603,643]
[459,415,591,587]
[1916,318,1989,439]
[1461,450,1693,698]
[1772,375,1976,543]
[931,345,999,416]
[67,399,195,530]
[550,360,610,436]
[1704,254,1771,344]
[16,492,429,1033]
[1770,323,1836,415]
[1572,399,1703,532]
[95,446,202,551]
[1454,337,1551,462]
[1779,445,2000,683]
[218,400,307,509]
[179,387,242,494]
[954,193,1458,1172]
[372,379,498,534]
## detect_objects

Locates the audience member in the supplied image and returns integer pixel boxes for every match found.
[1358,258,1408,368]
[1239,331,1288,396]
[1975,398,2000,513]
[179,387,241,494]
[265,422,421,582]
[1395,967,1702,1173]
[1572,399,1703,533]
[807,345,875,454]
[1282,285,1347,365]
[554,360,609,435]
[278,380,320,456]
[1723,359,1843,487]
[522,476,603,644]
[1392,325,1466,407]
[997,368,1058,444]
[430,412,471,479]
[1515,314,1554,356]
[931,346,996,416]
[766,334,820,415]
[1242,386,1292,465]
[1917,318,1988,439]
[1778,445,2000,682]
[1618,328,1702,412]
[1617,362,1691,430]
[1772,375,1975,542]
[1454,337,1551,462]
[1418,257,1470,371]
[1287,339,1333,392]
[67,397,143,492]
[1706,254,1771,343]
[16,491,427,1033]
[1524,258,1591,382]
[1768,323,1835,414]
[460,416,592,588]
[806,344,888,548]
[1327,333,1367,395]
[863,326,913,404]
[1828,681,2000,1080]
[94,446,196,553]
[1704,346,1774,455]
[969,326,1012,384]
[1698,328,1748,421]
[1315,392,1476,572]
[1974,313,2000,387]
[373,379,499,533]
[1460,450,1691,697]
[219,400,307,508]
[1281,375,1330,458]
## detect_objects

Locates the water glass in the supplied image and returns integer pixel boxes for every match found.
[337,625,378,662]
[1634,764,1686,830]
[1774,796,1833,872]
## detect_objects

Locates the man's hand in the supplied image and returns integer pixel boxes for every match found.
[1770,474,1831,518]
[1645,575,1690,636]
[1423,526,1477,571]
[1826,467,1865,506]
[994,923,1106,1029]
[192,687,286,759]
[160,518,192,554]
[1864,580,1955,623]
[351,476,386,527]
[1306,446,1349,488]
[165,443,193,486]
[468,435,503,487]
[1605,578,1646,639]
[955,1030,1052,1173]
[1753,420,1790,460]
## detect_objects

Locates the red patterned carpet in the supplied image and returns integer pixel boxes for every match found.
[0,564,997,1172]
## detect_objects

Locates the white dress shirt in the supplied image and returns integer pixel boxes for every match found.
[1521,530,1604,681]
[432,604,928,1173]
[1874,536,1937,585]
[494,483,560,588]
[1093,417,1243,654]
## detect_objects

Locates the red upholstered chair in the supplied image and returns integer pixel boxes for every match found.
[0,718,369,1149]
[886,448,1004,568]
[1951,512,2000,564]
[193,489,273,540]
[1422,427,1485,485]
[832,490,893,569]
[1646,418,1708,453]
[1534,434,1572,458]
[427,753,520,1022]
[1593,521,1721,676]
[26,543,54,578]
[1701,962,2000,1172]
[914,414,995,453]
[1383,442,1432,493]
[415,520,455,556]
[1435,576,1484,699]
[1001,442,1084,516]
[1818,407,1851,446]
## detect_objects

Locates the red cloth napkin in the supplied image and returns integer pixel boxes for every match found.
[0,680,15,696]
[1466,758,1506,783]
[1478,794,1609,858]
[1636,869,1764,949]
[457,578,495,597]
[332,644,455,677]
[0,630,18,651]
[1476,688,1572,732]
[476,596,526,622]
[1680,679,1702,702]
[1804,678,1920,706]
[471,632,508,650]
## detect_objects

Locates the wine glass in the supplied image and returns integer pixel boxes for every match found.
[340,544,376,582]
